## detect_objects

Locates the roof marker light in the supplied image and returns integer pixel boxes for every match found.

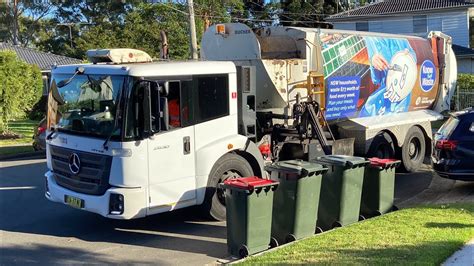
[87,49,152,64]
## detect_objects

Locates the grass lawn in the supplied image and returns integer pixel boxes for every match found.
[241,203,474,265]
[0,119,38,156]
[0,119,38,146]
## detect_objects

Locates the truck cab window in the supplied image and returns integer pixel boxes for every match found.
[195,75,229,123]
[168,81,181,128]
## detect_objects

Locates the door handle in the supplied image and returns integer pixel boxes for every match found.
[183,136,191,155]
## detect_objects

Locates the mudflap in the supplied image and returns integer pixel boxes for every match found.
[332,138,355,156]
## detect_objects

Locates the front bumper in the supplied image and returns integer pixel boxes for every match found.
[45,171,147,219]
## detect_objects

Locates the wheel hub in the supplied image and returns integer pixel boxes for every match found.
[216,170,242,206]
[409,143,416,156]
[408,138,420,159]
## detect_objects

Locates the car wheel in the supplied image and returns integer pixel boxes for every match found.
[203,153,254,221]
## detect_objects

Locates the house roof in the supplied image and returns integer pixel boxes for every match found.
[328,0,474,20]
[452,44,474,58]
[0,43,82,71]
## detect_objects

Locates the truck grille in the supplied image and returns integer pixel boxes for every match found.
[50,145,112,195]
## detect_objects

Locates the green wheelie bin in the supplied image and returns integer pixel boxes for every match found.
[312,155,369,231]
[265,160,327,246]
[360,158,400,218]
[220,177,279,258]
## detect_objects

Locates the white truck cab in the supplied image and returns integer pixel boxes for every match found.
[45,49,264,220]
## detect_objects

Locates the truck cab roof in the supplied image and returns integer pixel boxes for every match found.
[52,60,237,77]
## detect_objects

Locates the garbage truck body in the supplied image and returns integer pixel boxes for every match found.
[201,23,457,172]
[44,24,457,220]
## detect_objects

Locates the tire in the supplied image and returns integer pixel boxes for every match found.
[269,237,279,248]
[285,234,297,243]
[203,153,254,221]
[367,132,395,159]
[315,226,324,234]
[239,245,249,258]
[400,126,425,172]
[332,221,342,229]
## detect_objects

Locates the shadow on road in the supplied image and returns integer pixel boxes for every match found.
[394,166,433,205]
[0,244,155,265]
[0,161,227,260]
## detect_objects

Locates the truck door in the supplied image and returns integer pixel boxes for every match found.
[147,80,196,210]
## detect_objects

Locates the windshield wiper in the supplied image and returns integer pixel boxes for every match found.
[57,66,85,88]
[102,84,123,151]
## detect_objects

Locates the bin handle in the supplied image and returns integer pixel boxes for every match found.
[231,179,250,187]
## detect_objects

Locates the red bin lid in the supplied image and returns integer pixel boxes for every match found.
[369,158,400,167]
[223,176,276,190]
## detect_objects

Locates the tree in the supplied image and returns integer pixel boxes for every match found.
[0,51,42,131]
[0,0,54,46]
[278,0,341,27]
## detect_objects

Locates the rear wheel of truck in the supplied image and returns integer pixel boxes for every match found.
[367,132,395,159]
[203,153,254,221]
[400,126,425,172]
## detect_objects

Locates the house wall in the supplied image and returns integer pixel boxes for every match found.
[457,57,474,74]
[331,9,470,47]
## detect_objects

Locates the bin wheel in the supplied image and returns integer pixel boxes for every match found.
[359,215,366,221]
[374,211,382,216]
[315,226,324,234]
[391,205,399,212]
[332,221,342,228]
[202,153,254,221]
[285,234,297,243]
[239,245,249,258]
[269,237,279,248]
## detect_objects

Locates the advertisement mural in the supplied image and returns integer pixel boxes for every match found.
[320,32,439,120]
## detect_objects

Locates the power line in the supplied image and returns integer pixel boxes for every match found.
[158,2,324,24]
[156,2,443,26]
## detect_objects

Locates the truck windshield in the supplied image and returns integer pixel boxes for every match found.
[48,73,126,139]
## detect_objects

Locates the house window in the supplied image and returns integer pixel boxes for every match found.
[356,21,369,31]
[413,15,427,34]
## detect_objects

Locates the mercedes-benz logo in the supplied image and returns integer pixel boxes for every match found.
[68,153,81,175]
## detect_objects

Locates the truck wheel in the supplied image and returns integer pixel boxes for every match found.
[367,132,395,159]
[400,126,425,172]
[204,153,254,221]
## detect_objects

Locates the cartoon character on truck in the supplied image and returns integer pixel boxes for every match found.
[361,37,417,117]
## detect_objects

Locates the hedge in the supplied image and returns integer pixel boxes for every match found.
[0,50,43,132]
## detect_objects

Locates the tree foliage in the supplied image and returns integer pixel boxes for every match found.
[0,0,54,46]
[457,74,474,92]
[1,1,346,60]
[0,51,43,131]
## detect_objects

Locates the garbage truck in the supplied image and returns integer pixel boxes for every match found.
[44,23,457,220]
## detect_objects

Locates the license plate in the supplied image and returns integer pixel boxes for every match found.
[64,195,84,209]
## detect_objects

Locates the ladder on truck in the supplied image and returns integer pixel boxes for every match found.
[271,72,339,161]
[306,71,336,154]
